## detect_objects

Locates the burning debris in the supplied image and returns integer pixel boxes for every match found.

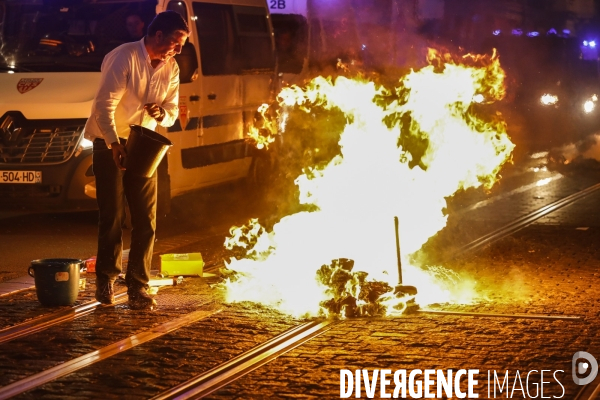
[316,258,418,318]
[224,219,274,261]
[318,258,389,318]
[221,49,514,318]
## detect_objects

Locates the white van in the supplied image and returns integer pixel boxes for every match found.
[0,0,276,212]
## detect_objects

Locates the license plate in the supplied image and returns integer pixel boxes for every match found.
[0,171,42,184]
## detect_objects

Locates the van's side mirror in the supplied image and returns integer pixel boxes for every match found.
[175,41,199,84]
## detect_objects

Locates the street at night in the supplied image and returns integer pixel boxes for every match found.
[3,0,600,399]
[1,153,600,398]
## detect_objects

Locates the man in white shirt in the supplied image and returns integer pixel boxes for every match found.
[84,11,189,310]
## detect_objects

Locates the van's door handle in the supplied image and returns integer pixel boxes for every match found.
[190,95,200,101]
[208,93,217,100]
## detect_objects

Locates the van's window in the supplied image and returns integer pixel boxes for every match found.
[193,3,237,76]
[175,40,199,83]
[271,13,308,74]
[0,0,155,73]
[233,6,274,71]
[236,13,268,33]
[165,1,196,82]
[193,2,274,76]
[167,1,188,21]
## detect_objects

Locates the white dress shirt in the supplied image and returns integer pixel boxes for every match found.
[84,38,180,146]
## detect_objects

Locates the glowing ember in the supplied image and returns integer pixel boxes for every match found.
[228,50,515,317]
[472,94,485,104]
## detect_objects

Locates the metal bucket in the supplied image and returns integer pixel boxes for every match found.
[28,258,82,306]
[124,125,173,178]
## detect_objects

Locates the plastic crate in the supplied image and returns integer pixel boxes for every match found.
[160,253,204,277]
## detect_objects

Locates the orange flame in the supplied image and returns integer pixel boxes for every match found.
[224,49,515,317]
[246,104,278,150]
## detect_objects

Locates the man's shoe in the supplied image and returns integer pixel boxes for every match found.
[128,287,157,310]
[95,278,115,305]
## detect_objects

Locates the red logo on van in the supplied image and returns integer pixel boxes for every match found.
[17,78,43,94]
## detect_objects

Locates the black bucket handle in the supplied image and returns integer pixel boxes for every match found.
[28,259,85,277]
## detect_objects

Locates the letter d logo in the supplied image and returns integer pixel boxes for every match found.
[573,351,598,385]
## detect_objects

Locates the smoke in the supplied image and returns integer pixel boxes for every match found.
[549,133,600,165]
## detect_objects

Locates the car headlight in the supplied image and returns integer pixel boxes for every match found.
[583,94,598,113]
[540,94,558,106]
[74,137,94,157]
[79,137,93,149]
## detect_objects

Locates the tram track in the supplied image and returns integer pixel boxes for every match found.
[0,292,128,345]
[151,320,335,400]
[0,230,228,345]
[1,175,589,346]
[0,178,597,398]
[449,181,600,259]
[0,306,221,399]
[149,179,596,398]
[0,262,223,346]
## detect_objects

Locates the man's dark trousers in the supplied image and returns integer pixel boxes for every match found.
[92,139,156,290]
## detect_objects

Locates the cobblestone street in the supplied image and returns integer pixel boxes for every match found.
[1,159,600,399]
[210,223,600,399]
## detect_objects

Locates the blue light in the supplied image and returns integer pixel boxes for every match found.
[584,40,589,46]
[361,44,366,50]
[590,41,596,48]
[527,31,539,37]
[547,28,557,35]
[512,29,523,36]
[563,29,571,36]
[492,30,501,36]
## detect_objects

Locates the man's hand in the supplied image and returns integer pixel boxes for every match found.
[144,103,165,122]
[111,141,127,170]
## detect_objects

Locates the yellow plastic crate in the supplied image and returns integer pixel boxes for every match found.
[160,253,204,277]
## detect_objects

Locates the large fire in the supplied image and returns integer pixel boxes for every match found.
[223,50,515,318]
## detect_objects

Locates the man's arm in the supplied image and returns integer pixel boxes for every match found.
[93,51,129,146]
[157,61,180,128]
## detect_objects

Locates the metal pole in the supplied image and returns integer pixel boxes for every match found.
[394,216,403,285]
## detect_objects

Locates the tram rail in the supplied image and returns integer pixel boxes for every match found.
[149,180,596,398]
[0,293,127,345]
[0,178,597,398]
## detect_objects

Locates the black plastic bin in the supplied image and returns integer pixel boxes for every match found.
[28,258,82,306]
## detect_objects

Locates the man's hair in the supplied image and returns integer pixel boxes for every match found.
[147,11,190,37]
